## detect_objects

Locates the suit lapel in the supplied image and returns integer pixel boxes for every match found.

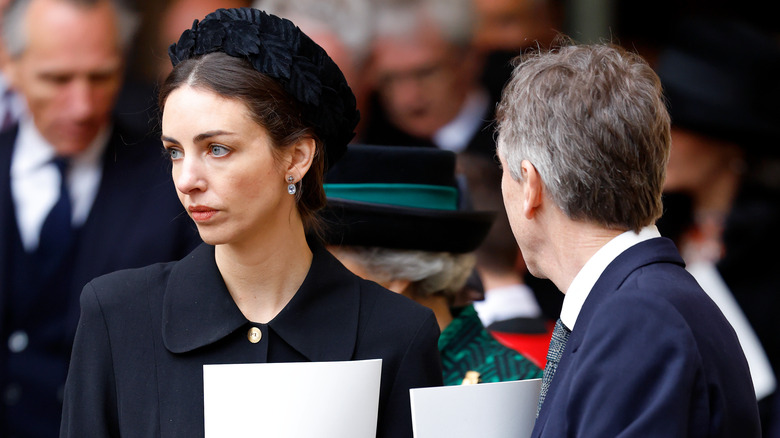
[567,238,684,353]
[532,237,685,436]
[0,128,18,323]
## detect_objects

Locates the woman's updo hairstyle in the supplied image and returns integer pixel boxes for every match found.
[159,7,360,233]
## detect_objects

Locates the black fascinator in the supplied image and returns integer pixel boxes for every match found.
[168,7,360,168]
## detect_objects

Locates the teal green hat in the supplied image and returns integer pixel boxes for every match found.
[321,145,496,253]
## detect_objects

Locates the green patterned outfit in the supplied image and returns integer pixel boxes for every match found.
[439,305,543,386]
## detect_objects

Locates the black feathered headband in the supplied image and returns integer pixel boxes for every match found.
[168,7,360,168]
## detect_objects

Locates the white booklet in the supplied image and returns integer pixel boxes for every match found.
[410,378,542,438]
[203,359,382,438]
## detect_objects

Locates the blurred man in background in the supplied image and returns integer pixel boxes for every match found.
[0,0,200,435]
[364,0,495,157]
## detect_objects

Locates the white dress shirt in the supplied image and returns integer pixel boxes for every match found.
[432,88,490,153]
[10,115,108,251]
[560,226,661,330]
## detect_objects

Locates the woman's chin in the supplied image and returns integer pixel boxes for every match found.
[194,229,228,246]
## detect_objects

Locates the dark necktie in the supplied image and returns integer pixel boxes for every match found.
[36,157,73,264]
[537,318,571,416]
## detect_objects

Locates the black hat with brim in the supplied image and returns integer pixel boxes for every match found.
[320,145,495,253]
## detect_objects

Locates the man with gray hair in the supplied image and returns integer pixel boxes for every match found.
[364,0,495,157]
[0,0,200,436]
[496,42,760,436]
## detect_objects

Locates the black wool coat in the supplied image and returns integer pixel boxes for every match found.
[60,243,443,438]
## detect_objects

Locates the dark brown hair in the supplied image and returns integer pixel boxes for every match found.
[158,52,326,234]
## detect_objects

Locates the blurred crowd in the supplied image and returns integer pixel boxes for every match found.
[1,0,779,436]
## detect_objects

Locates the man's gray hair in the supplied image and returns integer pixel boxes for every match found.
[496,42,670,232]
[252,0,374,65]
[336,246,475,299]
[374,0,475,49]
[1,0,140,58]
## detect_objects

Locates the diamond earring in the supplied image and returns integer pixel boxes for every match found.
[287,175,296,195]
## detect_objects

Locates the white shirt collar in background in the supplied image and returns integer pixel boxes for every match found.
[10,115,109,251]
[433,88,490,153]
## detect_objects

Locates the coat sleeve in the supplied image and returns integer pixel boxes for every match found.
[60,282,120,438]
[378,311,443,438]
[561,294,701,437]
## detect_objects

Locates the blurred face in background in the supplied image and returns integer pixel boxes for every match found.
[4,0,124,156]
[372,22,471,140]
[157,0,247,81]
[664,127,743,199]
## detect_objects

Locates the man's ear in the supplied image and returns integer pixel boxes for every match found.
[285,137,316,181]
[521,159,543,219]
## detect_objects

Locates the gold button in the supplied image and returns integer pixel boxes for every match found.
[247,327,262,343]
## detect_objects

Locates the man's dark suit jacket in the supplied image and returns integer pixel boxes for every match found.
[0,123,201,437]
[533,237,761,437]
[60,243,443,438]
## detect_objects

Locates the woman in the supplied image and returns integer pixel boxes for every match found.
[322,145,542,386]
[59,8,442,438]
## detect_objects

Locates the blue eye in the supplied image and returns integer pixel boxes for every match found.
[166,148,183,160]
[210,144,230,157]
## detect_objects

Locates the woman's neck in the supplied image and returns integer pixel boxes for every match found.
[406,292,453,332]
[215,223,313,324]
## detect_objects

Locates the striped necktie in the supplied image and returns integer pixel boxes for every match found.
[537,318,571,416]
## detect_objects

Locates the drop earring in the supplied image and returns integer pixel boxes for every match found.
[287,175,296,195]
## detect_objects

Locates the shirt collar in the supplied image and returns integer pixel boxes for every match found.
[560,225,661,330]
[10,115,110,177]
[433,88,490,153]
[163,241,361,361]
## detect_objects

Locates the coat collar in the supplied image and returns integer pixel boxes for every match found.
[0,128,16,323]
[567,237,684,346]
[162,241,361,361]
[533,237,685,433]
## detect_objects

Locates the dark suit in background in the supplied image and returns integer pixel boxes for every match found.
[0,124,201,437]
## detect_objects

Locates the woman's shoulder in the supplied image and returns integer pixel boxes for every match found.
[84,261,176,307]
[354,276,437,331]
[357,277,427,311]
[315,243,436,325]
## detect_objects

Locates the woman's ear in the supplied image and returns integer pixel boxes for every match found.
[286,137,316,181]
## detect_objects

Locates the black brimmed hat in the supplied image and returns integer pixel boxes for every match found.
[321,145,496,253]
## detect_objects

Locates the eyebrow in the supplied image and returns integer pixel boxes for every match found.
[161,130,235,145]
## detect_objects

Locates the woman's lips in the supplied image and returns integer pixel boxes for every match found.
[188,206,217,222]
